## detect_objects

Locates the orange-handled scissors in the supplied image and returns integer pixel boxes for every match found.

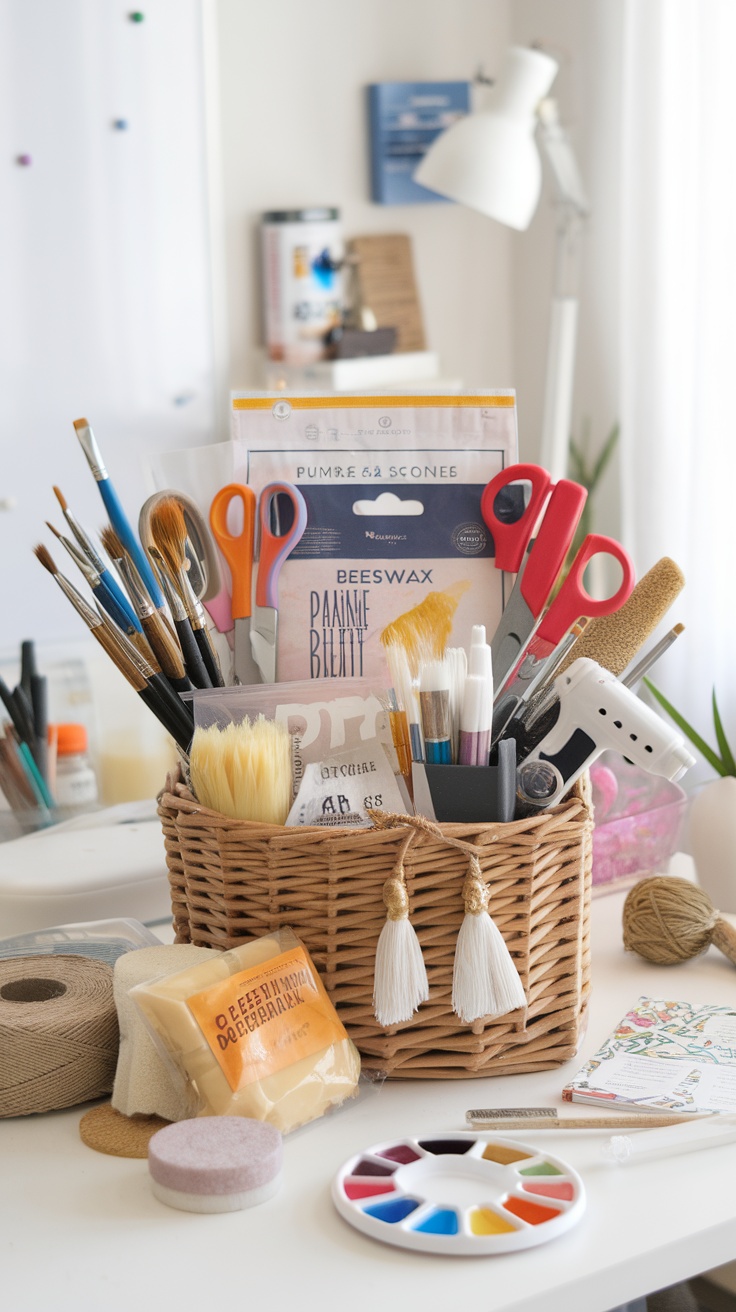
[209,481,307,684]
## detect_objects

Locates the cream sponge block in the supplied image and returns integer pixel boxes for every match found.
[112,944,219,1122]
[148,1116,283,1213]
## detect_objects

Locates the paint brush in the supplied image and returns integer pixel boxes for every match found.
[100,526,192,696]
[148,547,213,689]
[466,1107,712,1130]
[33,545,192,754]
[52,485,141,631]
[623,623,685,689]
[94,608,194,748]
[71,418,164,608]
[419,658,452,764]
[148,497,224,688]
[46,520,149,646]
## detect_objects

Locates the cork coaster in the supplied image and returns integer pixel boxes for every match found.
[79,1102,171,1158]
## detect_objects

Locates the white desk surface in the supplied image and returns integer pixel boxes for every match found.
[3,855,736,1312]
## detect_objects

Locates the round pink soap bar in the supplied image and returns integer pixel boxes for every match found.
[148,1117,283,1213]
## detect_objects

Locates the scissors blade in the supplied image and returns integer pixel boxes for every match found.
[250,606,277,684]
[233,616,262,685]
[490,555,538,687]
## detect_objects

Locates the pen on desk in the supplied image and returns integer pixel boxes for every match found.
[29,673,49,787]
[419,659,452,764]
[622,623,685,689]
[19,640,37,701]
[466,1107,712,1130]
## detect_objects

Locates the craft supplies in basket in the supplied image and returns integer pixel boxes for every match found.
[158,771,593,1080]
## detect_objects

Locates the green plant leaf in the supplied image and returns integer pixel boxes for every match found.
[712,688,736,775]
[590,422,620,492]
[643,678,727,776]
[568,439,586,484]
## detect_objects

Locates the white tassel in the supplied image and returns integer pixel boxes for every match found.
[373,873,429,1027]
[452,857,526,1024]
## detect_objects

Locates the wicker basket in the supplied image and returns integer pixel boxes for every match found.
[158,776,593,1080]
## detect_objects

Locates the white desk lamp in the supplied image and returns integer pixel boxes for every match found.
[414,46,589,479]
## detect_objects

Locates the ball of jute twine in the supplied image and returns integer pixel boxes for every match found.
[623,876,736,967]
[0,954,119,1118]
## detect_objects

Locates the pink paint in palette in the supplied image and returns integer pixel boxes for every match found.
[332,1133,585,1255]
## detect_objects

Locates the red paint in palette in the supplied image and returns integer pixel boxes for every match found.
[344,1180,395,1201]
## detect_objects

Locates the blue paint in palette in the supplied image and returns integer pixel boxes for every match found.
[413,1209,459,1235]
[364,1198,420,1224]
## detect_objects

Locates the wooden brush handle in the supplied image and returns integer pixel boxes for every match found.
[141,611,191,691]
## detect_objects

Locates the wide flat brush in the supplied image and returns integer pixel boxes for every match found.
[100,526,192,697]
[380,582,470,678]
[71,418,164,608]
[34,545,191,754]
[556,556,685,678]
[52,485,140,632]
[149,498,224,687]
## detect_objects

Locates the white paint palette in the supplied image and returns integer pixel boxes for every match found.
[332,1132,585,1255]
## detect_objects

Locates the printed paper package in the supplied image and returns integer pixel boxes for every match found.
[229,392,519,682]
[131,928,361,1134]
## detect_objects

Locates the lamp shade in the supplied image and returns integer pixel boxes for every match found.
[414,46,559,230]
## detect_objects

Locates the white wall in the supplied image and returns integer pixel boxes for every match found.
[0,0,216,653]
[213,0,516,396]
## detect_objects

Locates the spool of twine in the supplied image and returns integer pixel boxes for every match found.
[0,954,119,1117]
[623,876,736,967]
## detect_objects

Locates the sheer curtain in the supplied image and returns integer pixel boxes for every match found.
[620,0,736,761]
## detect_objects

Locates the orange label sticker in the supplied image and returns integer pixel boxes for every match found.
[186,945,347,1092]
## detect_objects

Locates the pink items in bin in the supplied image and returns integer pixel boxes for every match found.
[591,752,687,896]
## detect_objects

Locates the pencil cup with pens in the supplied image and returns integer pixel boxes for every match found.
[26,420,697,1076]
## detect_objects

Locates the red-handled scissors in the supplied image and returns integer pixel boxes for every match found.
[481,464,590,687]
[486,506,634,748]
[209,481,308,684]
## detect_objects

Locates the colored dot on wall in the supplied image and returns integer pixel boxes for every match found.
[16,154,32,166]
[128,11,145,21]
[112,119,129,131]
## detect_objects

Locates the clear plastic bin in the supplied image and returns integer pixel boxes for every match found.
[591,751,687,896]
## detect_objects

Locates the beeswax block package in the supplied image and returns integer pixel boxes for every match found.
[230,392,519,683]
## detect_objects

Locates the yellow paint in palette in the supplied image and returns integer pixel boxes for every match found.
[470,1208,517,1236]
[482,1143,533,1165]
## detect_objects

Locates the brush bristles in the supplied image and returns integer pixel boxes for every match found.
[100,524,125,561]
[33,543,57,574]
[381,583,470,676]
[189,718,293,825]
[149,497,188,577]
[52,485,68,512]
[72,417,89,431]
[45,521,63,541]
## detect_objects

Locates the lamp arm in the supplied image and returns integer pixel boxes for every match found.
[536,97,589,479]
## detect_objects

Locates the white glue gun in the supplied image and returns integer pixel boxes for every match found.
[517,657,696,809]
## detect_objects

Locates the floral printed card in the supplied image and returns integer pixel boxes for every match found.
[562,997,736,1113]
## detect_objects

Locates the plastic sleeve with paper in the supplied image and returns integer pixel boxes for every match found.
[130,928,361,1134]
